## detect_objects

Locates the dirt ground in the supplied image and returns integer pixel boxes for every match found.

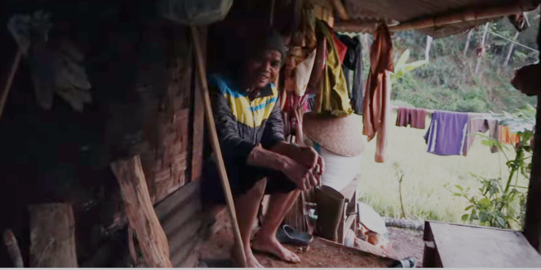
[386,227,425,267]
[197,225,425,268]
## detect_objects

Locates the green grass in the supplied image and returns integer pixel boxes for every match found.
[354,113,528,226]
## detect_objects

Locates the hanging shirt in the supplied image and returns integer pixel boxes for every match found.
[312,20,353,117]
[424,111,469,156]
[499,126,520,146]
[363,24,394,163]
[339,34,364,115]
[462,113,499,156]
[395,107,427,129]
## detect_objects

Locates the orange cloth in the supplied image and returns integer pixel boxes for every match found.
[363,24,394,163]
[499,126,520,145]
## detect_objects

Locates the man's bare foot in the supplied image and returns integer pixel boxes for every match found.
[252,234,301,263]
[232,245,264,268]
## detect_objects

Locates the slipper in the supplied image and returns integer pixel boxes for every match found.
[391,257,417,268]
[276,224,313,246]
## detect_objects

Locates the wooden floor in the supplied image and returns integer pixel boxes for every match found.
[197,221,400,268]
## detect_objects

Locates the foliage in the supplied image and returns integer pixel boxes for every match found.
[387,15,539,113]
[391,49,428,83]
[446,107,534,229]
[393,163,407,219]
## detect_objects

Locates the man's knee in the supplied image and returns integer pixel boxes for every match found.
[248,178,267,198]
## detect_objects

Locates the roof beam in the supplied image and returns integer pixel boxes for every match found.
[334,1,538,33]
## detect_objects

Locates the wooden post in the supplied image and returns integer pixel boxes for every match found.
[464,29,473,57]
[523,9,541,253]
[504,32,520,67]
[29,203,77,267]
[111,156,172,268]
[475,23,490,75]
[190,26,247,267]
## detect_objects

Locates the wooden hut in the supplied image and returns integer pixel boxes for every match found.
[0,0,540,267]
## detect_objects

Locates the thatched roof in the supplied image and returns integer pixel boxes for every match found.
[331,0,538,37]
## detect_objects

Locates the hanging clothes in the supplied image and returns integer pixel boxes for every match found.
[332,33,348,64]
[462,114,499,156]
[339,34,364,115]
[294,49,316,97]
[499,126,520,145]
[424,111,469,156]
[312,20,353,117]
[363,24,394,163]
[395,107,427,129]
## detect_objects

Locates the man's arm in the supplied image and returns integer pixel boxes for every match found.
[210,86,314,190]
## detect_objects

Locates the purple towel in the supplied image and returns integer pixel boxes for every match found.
[424,111,469,156]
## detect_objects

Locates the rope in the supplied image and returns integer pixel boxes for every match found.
[488,30,539,53]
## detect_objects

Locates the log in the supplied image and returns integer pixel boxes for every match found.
[29,203,77,267]
[111,156,172,268]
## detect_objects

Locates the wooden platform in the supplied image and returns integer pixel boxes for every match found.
[423,221,541,268]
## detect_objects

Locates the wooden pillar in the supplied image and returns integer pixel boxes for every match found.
[523,10,541,253]
[190,27,207,182]
[111,156,172,267]
[29,203,77,267]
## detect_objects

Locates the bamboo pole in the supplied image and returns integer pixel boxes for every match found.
[335,1,537,33]
[389,1,535,32]
[190,26,247,267]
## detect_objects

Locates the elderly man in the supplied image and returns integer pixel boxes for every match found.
[202,29,324,267]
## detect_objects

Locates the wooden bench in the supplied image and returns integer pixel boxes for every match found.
[423,220,541,267]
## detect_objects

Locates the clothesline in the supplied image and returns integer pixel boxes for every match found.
[390,105,434,114]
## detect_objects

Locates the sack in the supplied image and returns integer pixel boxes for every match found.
[158,0,232,25]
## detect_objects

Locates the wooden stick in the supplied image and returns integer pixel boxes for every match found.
[328,0,349,21]
[190,26,247,267]
[111,156,172,268]
[0,49,22,121]
[29,203,77,267]
[3,230,24,267]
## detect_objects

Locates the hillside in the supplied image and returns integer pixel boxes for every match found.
[371,14,539,112]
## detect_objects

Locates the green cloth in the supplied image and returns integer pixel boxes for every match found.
[314,20,353,117]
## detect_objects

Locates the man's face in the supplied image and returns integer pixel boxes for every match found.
[246,50,282,89]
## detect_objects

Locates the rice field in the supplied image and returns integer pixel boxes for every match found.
[354,113,529,225]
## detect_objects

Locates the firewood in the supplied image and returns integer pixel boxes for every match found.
[29,203,77,267]
[111,155,172,268]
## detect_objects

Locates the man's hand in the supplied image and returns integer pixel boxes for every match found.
[248,143,323,190]
[271,143,325,174]
[280,158,319,191]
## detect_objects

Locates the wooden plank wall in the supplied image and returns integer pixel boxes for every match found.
[135,25,193,204]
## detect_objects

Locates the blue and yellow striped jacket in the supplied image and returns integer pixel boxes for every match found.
[208,74,285,161]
